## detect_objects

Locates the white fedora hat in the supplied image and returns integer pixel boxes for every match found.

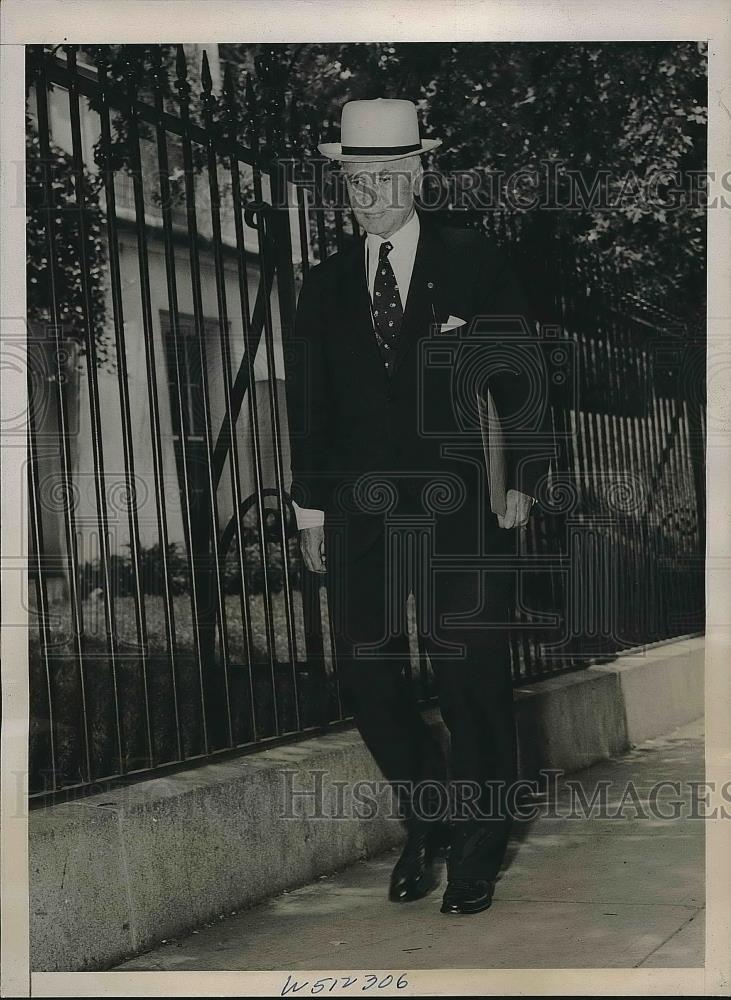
[318,97,442,162]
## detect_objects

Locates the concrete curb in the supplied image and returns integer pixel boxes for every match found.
[30,634,704,971]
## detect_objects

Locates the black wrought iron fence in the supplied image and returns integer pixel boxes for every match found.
[26,44,705,803]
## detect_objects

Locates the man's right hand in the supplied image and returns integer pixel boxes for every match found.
[299,525,326,574]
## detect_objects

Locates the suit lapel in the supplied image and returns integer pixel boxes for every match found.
[391,212,445,377]
[337,233,388,376]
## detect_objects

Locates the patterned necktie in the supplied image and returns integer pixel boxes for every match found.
[371,240,404,373]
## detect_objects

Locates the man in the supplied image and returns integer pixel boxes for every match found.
[285,98,552,915]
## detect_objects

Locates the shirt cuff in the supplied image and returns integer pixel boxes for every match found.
[292,501,325,529]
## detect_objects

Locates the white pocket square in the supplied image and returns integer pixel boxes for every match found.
[438,314,466,332]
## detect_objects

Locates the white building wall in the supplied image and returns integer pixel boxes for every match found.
[31,46,312,572]
[71,226,294,559]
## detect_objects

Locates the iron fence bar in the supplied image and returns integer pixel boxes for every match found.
[27,403,57,791]
[606,300,635,646]
[686,396,706,558]
[522,230,558,676]
[96,54,166,760]
[309,152,330,262]
[29,706,391,806]
[674,398,696,624]
[665,395,691,631]
[589,318,615,655]
[634,351,658,639]
[573,406,592,657]
[66,46,136,769]
[210,233,278,487]
[613,406,634,644]
[657,392,676,634]
[643,343,664,638]
[307,138,341,702]
[651,376,672,634]
[645,393,685,519]
[683,402,700,552]
[26,42,705,795]
[518,243,547,670]
[42,51,261,170]
[220,69,279,735]
[281,110,332,710]
[660,396,681,627]
[681,398,705,624]
[147,55,210,751]
[32,48,93,785]
[679,399,700,552]
[200,52,258,741]
[245,73,285,733]
[174,45,234,748]
[260,163,302,731]
[118,51,212,753]
[207,60,289,495]
[605,399,620,650]
[95,50,175,761]
[551,237,579,669]
[295,184,310,277]
[585,332,603,511]
[250,54,300,731]
[627,400,650,643]
[327,589,343,718]
[642,345,660,532]
[27,615,695,807]
[574,372,591,503]
[287,97,312,281]
[96,52,177,760]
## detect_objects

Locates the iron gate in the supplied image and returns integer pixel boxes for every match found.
[26,44,705,803]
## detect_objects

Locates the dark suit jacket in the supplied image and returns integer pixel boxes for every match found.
[285,208,553,525]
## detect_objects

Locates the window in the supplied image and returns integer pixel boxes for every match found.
[159,310,225,564]
[160,311,212,441]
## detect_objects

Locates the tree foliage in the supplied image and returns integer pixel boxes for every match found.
[80,44,209,172]
[26,116,113,368]
[222,41,707,325]
[26,41,707,367]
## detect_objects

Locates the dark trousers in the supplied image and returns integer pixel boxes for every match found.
[326,482,518,881]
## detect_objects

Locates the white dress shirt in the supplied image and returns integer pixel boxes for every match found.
[365,207,420,308]
[292,211,421,529]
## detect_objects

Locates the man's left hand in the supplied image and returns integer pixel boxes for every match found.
[497,489,535,529]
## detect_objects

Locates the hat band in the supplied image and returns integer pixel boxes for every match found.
[339,141,422,155]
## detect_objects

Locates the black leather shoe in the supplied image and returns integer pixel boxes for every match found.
[440,878,495,915]
[388,827,446,902]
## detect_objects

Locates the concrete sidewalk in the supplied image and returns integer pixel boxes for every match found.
[115,718,704,972]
